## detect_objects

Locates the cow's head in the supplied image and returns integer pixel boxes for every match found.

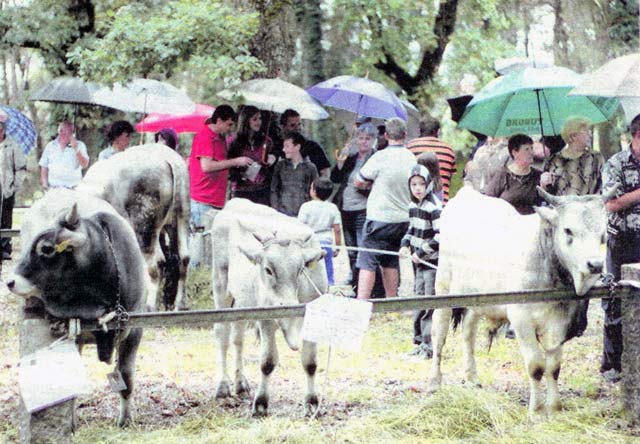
[536,188,606,295]
[239,231,326,350]
[7,204,90,299]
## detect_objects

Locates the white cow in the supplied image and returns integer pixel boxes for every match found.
[430,186,606,415]
[78,143,190,310]
[211,199,328,416]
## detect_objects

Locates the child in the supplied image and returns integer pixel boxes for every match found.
[399,164,442,359]
[298,177,342,286]
[270,131,318,216]
[416,151,444,202]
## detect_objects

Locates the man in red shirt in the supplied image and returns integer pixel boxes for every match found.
[407,117,456,203]
[188,105,253,229]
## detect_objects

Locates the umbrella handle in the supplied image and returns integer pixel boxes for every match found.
[334,148,348,162]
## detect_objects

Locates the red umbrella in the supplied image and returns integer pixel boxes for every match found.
[135,103,214,133]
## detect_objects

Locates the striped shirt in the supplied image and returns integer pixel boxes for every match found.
[400,195,442,267]
[407,136,456,202]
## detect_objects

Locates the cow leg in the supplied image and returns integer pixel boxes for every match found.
[512,321,545,416]
[173,216,191,311]
[214,321,233,399]
[429,307,452,392]
[545,345,563,413]
[143,253,161,312]
[231,321,250,396]
[253,320,279,417]
[300,339,319,416]
[116,328,143,428]
[461,310,481,387]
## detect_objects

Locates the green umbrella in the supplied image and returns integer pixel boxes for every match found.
[458,66,619,137]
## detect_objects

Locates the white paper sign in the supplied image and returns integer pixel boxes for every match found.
[19,339,91,413]
[301,294,373,351]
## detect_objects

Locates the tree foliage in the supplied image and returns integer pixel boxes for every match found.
[69,1,264,84]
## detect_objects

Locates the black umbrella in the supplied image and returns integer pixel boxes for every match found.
[446,94,485,141]
[446,94,473,123]
[30,77,102,105]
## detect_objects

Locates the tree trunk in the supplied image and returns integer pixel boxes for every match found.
[243,0,296,78]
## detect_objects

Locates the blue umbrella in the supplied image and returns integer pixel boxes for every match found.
[307,75,408,121]
[0,105,37,155]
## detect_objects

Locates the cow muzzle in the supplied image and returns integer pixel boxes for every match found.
[6,274,41,298]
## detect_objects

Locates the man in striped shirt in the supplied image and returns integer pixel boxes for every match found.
[407,117,456,203]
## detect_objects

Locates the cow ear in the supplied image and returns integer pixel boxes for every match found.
[238,244,262,264]
[535,205,558,226]
[303,247,325,267]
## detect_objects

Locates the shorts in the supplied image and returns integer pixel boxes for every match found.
[356,219,409,271]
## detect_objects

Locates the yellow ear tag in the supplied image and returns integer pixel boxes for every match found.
[55,240,71,253]
[307,261,317,269]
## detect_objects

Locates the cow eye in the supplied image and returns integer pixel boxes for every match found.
[265,267,274,277]
[564,228,573,237]
[36,241,56,258]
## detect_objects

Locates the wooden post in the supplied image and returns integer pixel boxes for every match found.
[621,263,640,423]
[18,299,74,444]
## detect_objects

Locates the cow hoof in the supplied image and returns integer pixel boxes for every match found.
[116,415,132,428]
[215,379,232,399]
[427,376,441,393]
[304,394,319,417]
[252,394,269,417]
[546,401,562,413]
[234,377,251,397]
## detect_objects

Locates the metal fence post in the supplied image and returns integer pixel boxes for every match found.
[621,263,640,422]
[18,299,74,444]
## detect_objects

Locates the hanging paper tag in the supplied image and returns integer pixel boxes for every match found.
[107,370,127,392]
[19,339,91,413]
[301,294,373,351]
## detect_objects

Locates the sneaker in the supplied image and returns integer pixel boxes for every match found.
[601,369,622,383]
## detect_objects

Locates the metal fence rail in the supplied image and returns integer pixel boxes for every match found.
[84,285,632,331]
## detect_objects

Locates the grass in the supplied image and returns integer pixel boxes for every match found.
[2,259,640,443]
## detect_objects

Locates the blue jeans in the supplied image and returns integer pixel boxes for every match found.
[190,199,218,230]
[320,241,334,286]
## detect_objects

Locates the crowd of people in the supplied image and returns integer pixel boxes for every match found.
[1,97,638,385]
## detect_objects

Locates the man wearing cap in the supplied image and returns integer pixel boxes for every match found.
[39,120,89,189]
[0,118,27,259]
[188,105,253,229]
[354,118,416,299]
[407,116,456,203]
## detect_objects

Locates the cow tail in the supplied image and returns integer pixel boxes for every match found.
[451,307,466,331]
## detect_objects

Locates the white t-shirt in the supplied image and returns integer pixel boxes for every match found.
[39,139,88,188]
[357,145,416,223]
[298,200,341,244]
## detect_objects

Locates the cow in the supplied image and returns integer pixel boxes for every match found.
[77,143,190,310]
[7,189,148,427]
[429,186,607,416]
[211,198,327,416]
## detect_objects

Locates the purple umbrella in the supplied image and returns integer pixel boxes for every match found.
[307,75,408,120]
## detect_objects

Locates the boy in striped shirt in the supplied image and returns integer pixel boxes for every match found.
[399,164,442,359]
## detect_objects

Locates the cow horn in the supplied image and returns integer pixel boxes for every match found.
[602,182,620,202]
[65,203,79,227]
[303,247,326,266]
[537,186,560,206]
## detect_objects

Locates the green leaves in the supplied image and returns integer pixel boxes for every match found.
[71,1,263,84]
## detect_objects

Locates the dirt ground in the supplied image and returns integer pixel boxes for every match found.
[0,238,630,442]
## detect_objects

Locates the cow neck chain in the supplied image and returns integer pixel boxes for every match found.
[99,223,128,336]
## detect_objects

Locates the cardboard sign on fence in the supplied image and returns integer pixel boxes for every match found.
[19,339,91,413]
[301,294,373,351]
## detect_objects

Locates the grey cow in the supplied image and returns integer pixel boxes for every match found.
[8,190,149,426]
[429,186,607,416]
[78,143,190,310]
[211,198,327,416]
